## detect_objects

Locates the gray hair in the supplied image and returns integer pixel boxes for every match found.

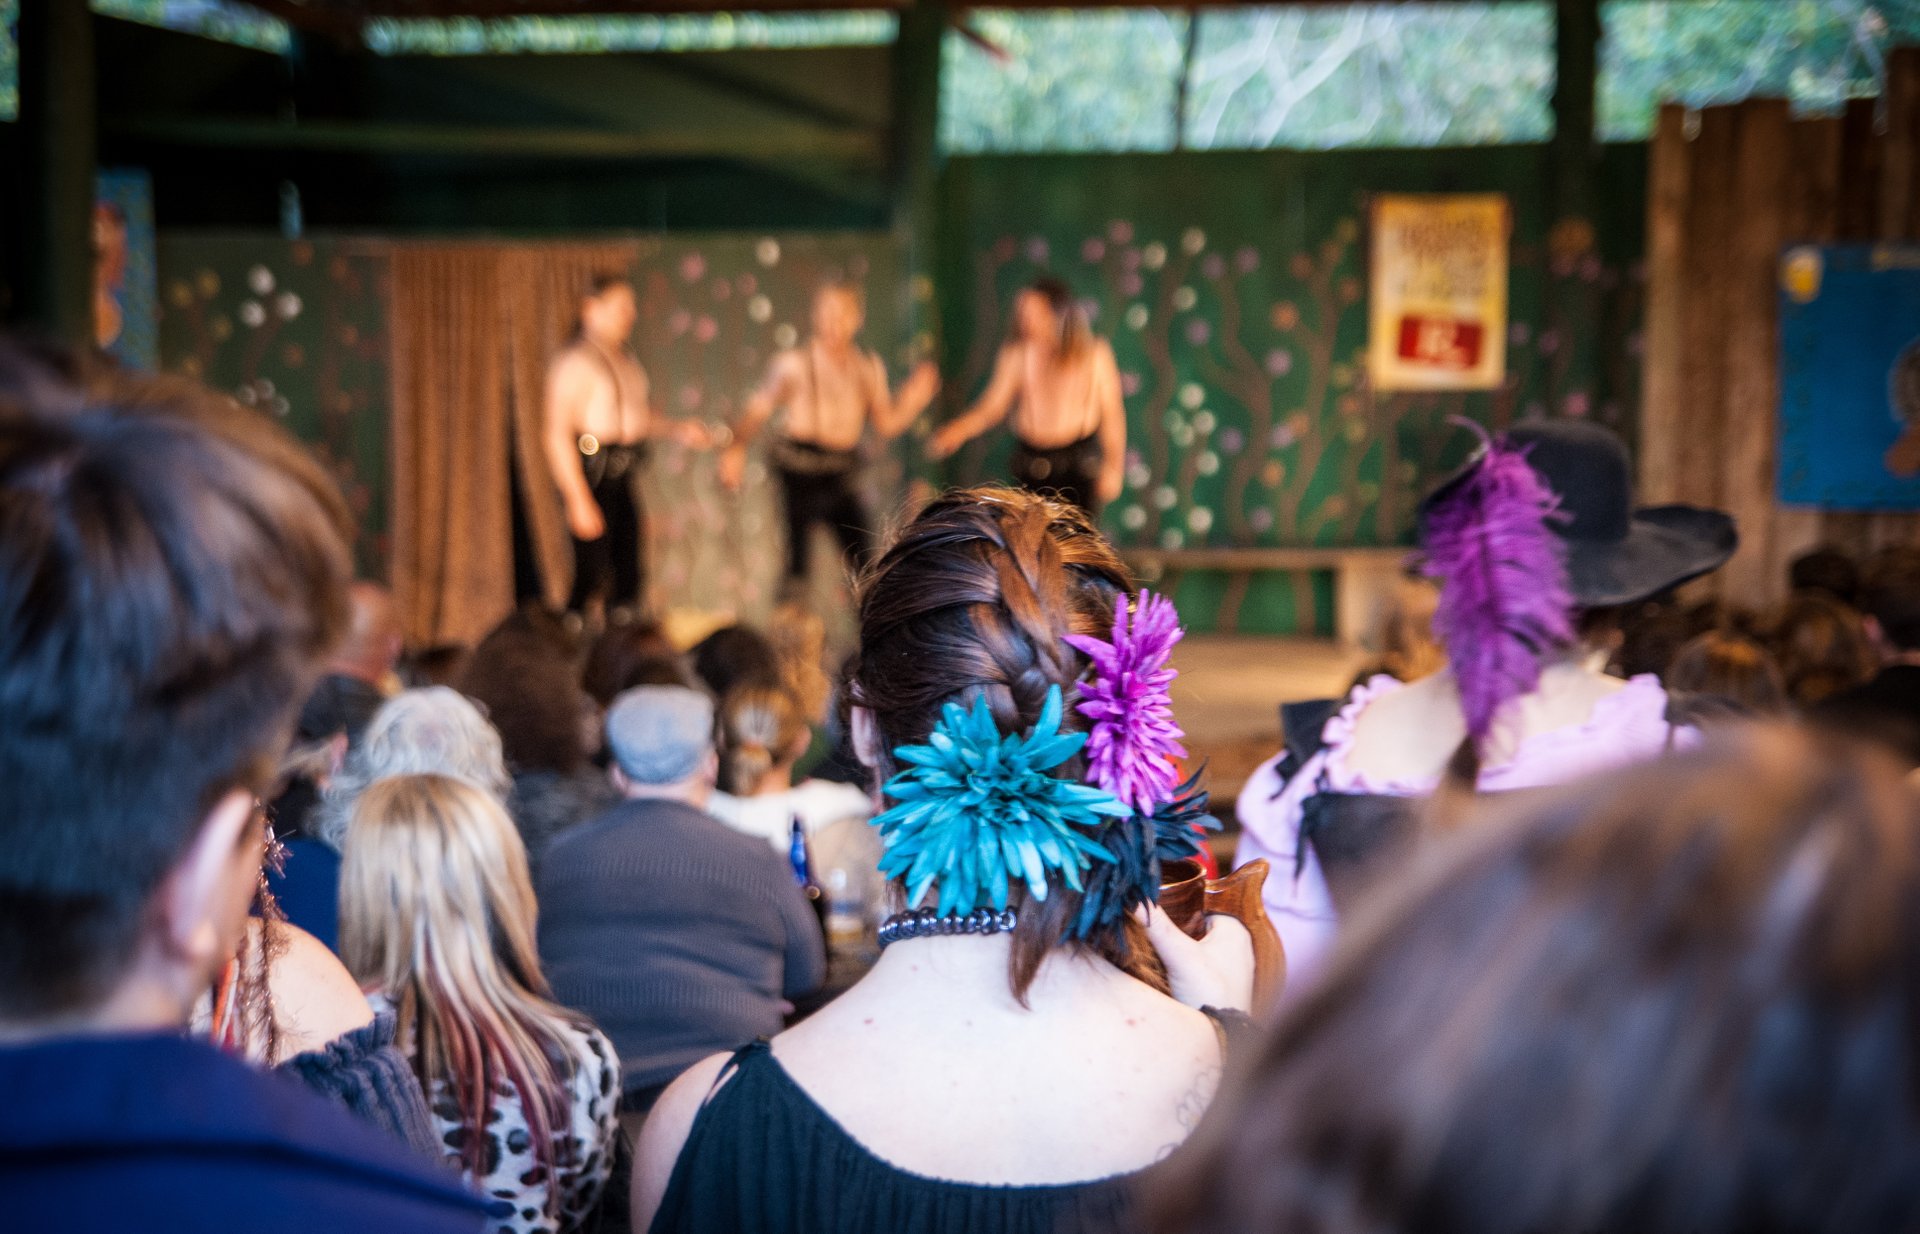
[313,687,512,849]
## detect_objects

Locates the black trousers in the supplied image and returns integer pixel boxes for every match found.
[1010,431,1104,519]
[775,441,871,582]
[568,444,646,615]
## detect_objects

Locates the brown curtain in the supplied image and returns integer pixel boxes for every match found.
[501,243,642,612]
[389,246,514,647]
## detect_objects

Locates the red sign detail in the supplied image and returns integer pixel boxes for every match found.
[1395,315,1486,370]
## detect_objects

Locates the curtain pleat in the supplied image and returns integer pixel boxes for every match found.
[389,246,513,647]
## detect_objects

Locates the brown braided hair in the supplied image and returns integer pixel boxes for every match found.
[851,486,1163,1002]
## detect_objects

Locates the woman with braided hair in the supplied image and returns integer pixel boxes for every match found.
[633,487,1255,1234]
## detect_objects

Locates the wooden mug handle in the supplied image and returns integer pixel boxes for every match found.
[1202,859,1287,1011]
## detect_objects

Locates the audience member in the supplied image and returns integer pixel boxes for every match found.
[1149,726,1920,1234]
[538,686,825,1132]
[313,687,513,849]
[342,775,621,1234]
[1239,422,1735,986]
[459,636,617,867]
[1769,590,1876,707]
[708,683,881,932]
[582,618,688,707]
[1788,543,1862,606]
[1815,545,1920,764]
[710,683,873,849]
[633,489,1255,1234]
[0,351,487,1231]
[1664,628,1787,725]
[689,622,781,700]
[200,915,441,1159]
[264,582,404,946]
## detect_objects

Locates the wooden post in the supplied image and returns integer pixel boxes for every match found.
[1639,104,1691,507]
[1680,107,1738,523]
[1717,99,1790,604]
[15,0,96,346]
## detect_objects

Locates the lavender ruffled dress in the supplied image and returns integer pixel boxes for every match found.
[1235,673,1692,988]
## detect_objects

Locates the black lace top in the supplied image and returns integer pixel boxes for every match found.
[648,1041,1143,1234]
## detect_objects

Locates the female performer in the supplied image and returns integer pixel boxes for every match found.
[928,277,1126,517]
[718,281,939,584]
[544,274,711,623]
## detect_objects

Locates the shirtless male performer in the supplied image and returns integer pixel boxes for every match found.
[718,281,939,584]
[545,273,710,623]
[927,276,1126,518]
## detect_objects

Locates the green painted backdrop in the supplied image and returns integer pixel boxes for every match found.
[936,145,1648,633]
[157,236,392,575]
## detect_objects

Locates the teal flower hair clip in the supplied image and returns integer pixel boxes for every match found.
[873,685,1132,917]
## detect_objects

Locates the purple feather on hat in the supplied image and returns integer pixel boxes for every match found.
[1421,425,1574,743]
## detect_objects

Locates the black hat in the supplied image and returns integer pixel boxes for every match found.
[1420,420,1736,608]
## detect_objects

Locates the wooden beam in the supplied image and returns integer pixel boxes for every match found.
[105,115,886,164]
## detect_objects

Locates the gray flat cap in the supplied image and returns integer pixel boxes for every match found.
[606,686,714,785]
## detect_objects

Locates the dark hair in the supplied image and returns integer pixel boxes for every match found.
[401,642,473,690]
[1769,592,1875,707]
[582,619,683,706]
[571,271,633,340]
[852,486,1141,1001]
[1789,545,1861,607]
[1861,545,1920,653]
[717,683,809,796]
[1613,596,1688,678]
[1666,629,1787,721]
[0,347,352,1017]
[1149,725,1920,1234]
[690,624,781,701]
[1021,276,1092,361]
[458,628,591,776]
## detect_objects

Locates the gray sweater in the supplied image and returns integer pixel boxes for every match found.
[535,797,826,1094]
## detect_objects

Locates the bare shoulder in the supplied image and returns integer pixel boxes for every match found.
[631,1050,738,1230]
[266,920,375,1062]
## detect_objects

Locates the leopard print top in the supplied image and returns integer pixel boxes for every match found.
[369,995,621,1234]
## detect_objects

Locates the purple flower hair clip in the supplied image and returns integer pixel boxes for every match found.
[1065,590,1188,814]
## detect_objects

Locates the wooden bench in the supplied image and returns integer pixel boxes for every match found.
[1120,546,1410,645]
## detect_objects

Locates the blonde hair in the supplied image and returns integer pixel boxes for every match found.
[339,774,583,1212]
[717,683,810,796]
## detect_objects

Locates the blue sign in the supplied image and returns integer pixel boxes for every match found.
[1778,243,1920,509]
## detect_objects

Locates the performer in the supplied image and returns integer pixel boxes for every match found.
[718,281,939,583]
[927,276,1126,516]
[544,273,709,623]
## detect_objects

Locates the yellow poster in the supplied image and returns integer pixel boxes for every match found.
[1368,194,1509,391]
